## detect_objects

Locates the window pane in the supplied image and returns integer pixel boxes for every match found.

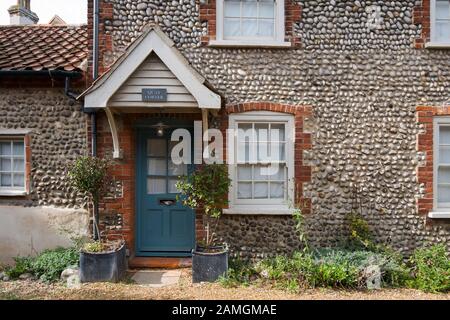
[13,159,24,172]
[242,0,258,18]
[270,182,285,199]
[438,185,450,203]
[257,141,270,161]
[254,182,268,199]
[0,173,12,187]
[0,142,11,156]
[148,159,167,175]
[237,182,252,199]
[147,139,166,157]
[242,19,258,36]
[13,142,24,156]
[439,146,450,163]
[168,161,187,176]
[147,177,166,194]
[436,21,450,41]
[254,165,269,181]
[237,142,251,163]
[270,164,285,180]
[256,123,269,141]
[438,167,450,183]
[0,159,11,172]
[237,165,252,180]
[224,0,241,17]
[271,124,286,142]
[238,123,253,142]
[13,174,24,187]
[168,178,181,193]
[258,19,274,37]
[259,1,275,19]
[224,18,241,37]
[436,0,450,19]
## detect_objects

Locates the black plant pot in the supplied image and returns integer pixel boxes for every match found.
[192,245,228,283]
[80,242,127,283]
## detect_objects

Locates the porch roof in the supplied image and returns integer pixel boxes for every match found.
[78,25,221,110]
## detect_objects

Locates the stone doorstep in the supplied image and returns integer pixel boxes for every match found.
[128,257,192,269]
[130,270,182,288]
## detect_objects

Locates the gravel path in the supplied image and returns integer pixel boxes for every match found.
[0,269,448,300]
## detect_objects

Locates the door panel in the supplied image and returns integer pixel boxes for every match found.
[136,128,195,256]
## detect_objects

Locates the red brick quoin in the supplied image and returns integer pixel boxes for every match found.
[200,0,301,47]
[413,0,431,49]
[221,102,313,213]
[417,105,450,219]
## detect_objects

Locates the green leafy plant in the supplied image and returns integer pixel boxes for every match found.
[218,258,257,288]
[5,247,79,283]
[68,156,110,241]
[31,247,79,282]
[408,244,450,293]
[176,164,231,248]
[222,249,411,291]
[5,257,33,279]
[82,241,104,253]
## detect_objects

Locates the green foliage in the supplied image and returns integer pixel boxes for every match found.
[218,258,257,288]
[68,156,110,201]
[221,249,411,292]
[292,206,309,252]
[408,244,450,293]
[176,164,231,219]
[5,247,79,283]
[177,164,231,247]
[83,241,104,253]
[5,257,33,279]
[347,212,374,250]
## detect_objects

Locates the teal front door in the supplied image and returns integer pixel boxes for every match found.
[136,128,195,257]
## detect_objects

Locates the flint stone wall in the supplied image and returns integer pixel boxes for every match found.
[101,0,450,257]
[0,88,89,208]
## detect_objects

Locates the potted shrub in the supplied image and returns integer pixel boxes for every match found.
[176,164,231,283]
[68,156,127,283]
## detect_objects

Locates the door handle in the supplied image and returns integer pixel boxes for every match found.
[159,199,176,206]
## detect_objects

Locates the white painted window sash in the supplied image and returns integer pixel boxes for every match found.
[214,0,289,47]
[428,0,450,47]
[228,112,295,213]
[0,137,26,196]
[433,117,450,212]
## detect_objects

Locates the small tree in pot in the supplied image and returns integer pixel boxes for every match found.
[176,164,231,283]
[69,156,127,283]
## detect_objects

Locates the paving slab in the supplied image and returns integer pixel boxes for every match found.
[131,270,181,288]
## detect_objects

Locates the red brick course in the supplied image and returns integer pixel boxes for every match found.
[413,0,431,49]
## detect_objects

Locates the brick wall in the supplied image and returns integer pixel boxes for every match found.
[413,0,431,48]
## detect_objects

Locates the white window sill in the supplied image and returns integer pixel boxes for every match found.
[425,42,450,49]
[224,206,294,215]
[0,190,27,197]
[209,40,292,48]
[428,211,450,219]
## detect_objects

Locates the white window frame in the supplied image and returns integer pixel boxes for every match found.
[426,0,450,48]
[429,117,450,218]
[0,136,27,196]
[225,111,295,215]
[211,0,291,48]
